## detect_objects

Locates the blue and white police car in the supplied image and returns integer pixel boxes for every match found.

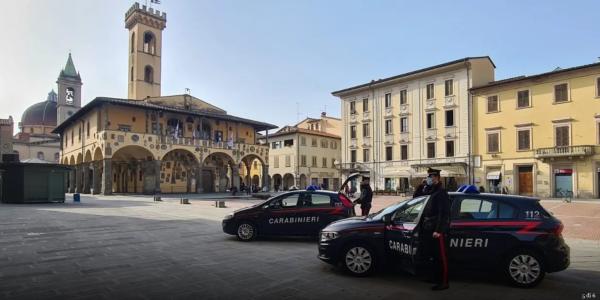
[317,186,570,288]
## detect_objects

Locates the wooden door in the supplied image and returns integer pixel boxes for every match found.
[518,167,533,196]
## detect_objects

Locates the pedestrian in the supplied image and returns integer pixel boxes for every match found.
[354,177,373,216]
[413,179,429,198]
[420,168,451,290]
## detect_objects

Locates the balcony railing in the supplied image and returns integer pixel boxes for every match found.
[534,145,595,158]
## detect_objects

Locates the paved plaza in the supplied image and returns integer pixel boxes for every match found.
[0,195,599,299]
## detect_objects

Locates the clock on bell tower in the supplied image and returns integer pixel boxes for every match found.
[56,53,82,125]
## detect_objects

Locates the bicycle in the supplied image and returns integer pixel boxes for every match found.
[555,188,573,203]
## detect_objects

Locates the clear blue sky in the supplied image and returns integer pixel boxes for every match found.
[1,0,599,133]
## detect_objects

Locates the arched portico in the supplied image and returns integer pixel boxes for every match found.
[283,173,295,190]
[111,145,156,194]
[202,152,236,193]
[239,154,268,191]
[272,174,282,192]
[160,149,199,193]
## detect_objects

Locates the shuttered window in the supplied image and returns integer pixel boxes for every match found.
[487,132,499,153]
[446,140,455,157]
[385,146,393,161]
[362,123,370,137]
[385,119,392,134]
[400,90,407,104]
[445,79,453,96]
[554,84,568,103]
[385,93,392,108]
[517,129,531,150]
[427,142,435,158]
[400,117,408,132]
[517,90,530,108]
[350,150,357,163]
[363,149,370,162]
[350,126,356,139]
[362,98,369,112]
[401,145,408,160]
[555,126,570,147]
[426,83,435,99]
[597,77,600,97]
[487,95,499,112]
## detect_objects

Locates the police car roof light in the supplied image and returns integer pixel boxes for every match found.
[456,185,479,194]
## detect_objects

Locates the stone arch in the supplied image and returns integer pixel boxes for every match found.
[62,156,69,165]
[160,149,200,194]
[283,173,295,191]
[93,147,103,161]
[272,174,282,192]
[69,155,75,165]
[299,174,307,189]
[144,65,154,83]
[202,152,237,193]
[111,145,155,194]
[143,31,156,54]
[239,153,265,189]
[76,153,83,165]
[84,150,93,163]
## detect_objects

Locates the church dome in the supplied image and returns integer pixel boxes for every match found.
[21,92,57,127]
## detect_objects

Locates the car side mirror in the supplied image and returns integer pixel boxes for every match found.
[383,214,392,225]
[262,204,269,209]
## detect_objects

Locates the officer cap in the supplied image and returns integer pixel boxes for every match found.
[427,168,441,177]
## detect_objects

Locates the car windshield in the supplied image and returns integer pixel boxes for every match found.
[367,196,428,220]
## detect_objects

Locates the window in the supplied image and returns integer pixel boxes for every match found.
[284,139,294,147]
[362,98,369,112]
[445,140,455,157]
[322,157,327,167]
[271,141,282,149]
[555,125,570,147]
[130,66,134,82]
[400,117,408,133]
[350,101,356,114]
[270,193,299,209]
[554,83,568,103]
[143,31,156,54]
[426,113,435,129]
[37,152,45,160]
[362,123,370,137]
[487,132,500,153]
[321,139,328,148]
[301,155,307,167]
[427,142,435,158]
[285,155,291,167]
[300,136,306,146]
[274,156,279,168]
[363,148,370,162]
[487,95,499,112]
[400,89,407,105]
[445,110,454,127]
[385,146,393,161]
[54,153,60,162]
[517,90,530,108]
[78,126,81,140]
[445,79,453,96]
[332,158,336,168]
[517,129,531,150]
[597,77,600,97]
[350,150,357,163]
[86,121,90,137]
[309,194,332,207]
[330,141,337,149]
[312,156,317,167]
[392,196,427,223]
[454,198,515,220]
[385,119,393,134]
[131,32,135,53]
[144,65,154,83]
[311,138,317,147]
[400,145,408,160]
[384,93,392,108]
[426,83,434,99]
[350,126,356,139]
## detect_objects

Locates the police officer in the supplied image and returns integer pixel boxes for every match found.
[420,168,450,291]
[413,179,429,198]
[355,177,373,216]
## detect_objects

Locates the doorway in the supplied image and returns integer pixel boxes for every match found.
[518,165,533,196]
[554,169,573,197]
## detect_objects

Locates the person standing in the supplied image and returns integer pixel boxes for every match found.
[420,168,451,291]
[355,177,373,216]
[413,179,429,198]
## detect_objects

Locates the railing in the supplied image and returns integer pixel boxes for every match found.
[534,145,595,158]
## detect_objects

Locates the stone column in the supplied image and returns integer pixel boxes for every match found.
[153,160,161,194]
[262,165,269,191]
[196,167,203,193]
[92,161,101,194]
[75,164,83,193]
[232,165,240,191]
[83,163,91,194]
[68,168,76,193]
[101,158,112,195]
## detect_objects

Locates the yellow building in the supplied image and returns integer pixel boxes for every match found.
[471,62,600,198]
[52,3,276,195]
[263,113,342,191]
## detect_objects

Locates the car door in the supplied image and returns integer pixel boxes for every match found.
[259,192,301,235]
[384,196,429,274]
[297,192,343,235]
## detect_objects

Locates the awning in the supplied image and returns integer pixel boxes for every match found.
[487,170,501,180]
[384,169,414,177]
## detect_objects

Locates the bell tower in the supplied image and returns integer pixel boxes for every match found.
[56,53,82,125]
[125,2,166,100]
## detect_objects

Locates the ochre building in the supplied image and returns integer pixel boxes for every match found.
[53,3,276,195]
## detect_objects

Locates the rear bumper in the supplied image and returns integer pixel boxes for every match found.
[544,240,570,273]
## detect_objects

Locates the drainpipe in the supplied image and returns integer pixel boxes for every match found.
[467,65,473,185]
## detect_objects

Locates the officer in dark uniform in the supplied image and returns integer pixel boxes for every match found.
[420,168,451,290]
[354,177,373,216]
[413,179,429,198]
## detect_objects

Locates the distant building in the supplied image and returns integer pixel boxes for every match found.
[262,113,342,191]
[0,116,14,158]
[13,54,83,163]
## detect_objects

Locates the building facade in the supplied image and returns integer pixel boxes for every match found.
[471,62,600,198]
[265,113,342,191]
[53,3,276,195]
[0,117,13,158]
[332,57,495,191]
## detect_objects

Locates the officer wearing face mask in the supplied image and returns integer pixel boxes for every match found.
[420,168,451,291]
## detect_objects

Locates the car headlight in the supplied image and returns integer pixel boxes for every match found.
[320,231,340,242]
[223,213,234,220]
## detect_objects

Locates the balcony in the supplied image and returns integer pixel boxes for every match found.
[534,145,595,159]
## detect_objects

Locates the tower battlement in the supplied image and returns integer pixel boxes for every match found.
[125,2,167,26]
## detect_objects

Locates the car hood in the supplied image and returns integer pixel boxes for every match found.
[323,216,383,231]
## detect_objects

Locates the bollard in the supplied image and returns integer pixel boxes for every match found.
[73,193,80,203]
[154,195,162,202]
[180,198,190,204]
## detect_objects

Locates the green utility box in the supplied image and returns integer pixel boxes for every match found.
[0,162,71,203]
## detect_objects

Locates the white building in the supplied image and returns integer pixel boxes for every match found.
[332,57,495,191]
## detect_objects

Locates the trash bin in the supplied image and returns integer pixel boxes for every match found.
[73,193,80,202]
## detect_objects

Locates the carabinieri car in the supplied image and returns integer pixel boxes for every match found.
[318,187,570,288]
[222,189,355,241]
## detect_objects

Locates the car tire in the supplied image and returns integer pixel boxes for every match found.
[503,249,545,288]
[341,243,377,277]
[236,222,257,241]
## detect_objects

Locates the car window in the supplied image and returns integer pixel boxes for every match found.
[270,193,299,209]
[498,202,515,219]
[392,196,427,223]
[309,194,332,207]
[457,198,496,220]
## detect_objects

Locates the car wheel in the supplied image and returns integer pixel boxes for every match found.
[503,249,545,288]
[236,222,257,241]
[342,243,377,276]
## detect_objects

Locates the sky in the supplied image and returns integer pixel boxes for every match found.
[1,0,599,134]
